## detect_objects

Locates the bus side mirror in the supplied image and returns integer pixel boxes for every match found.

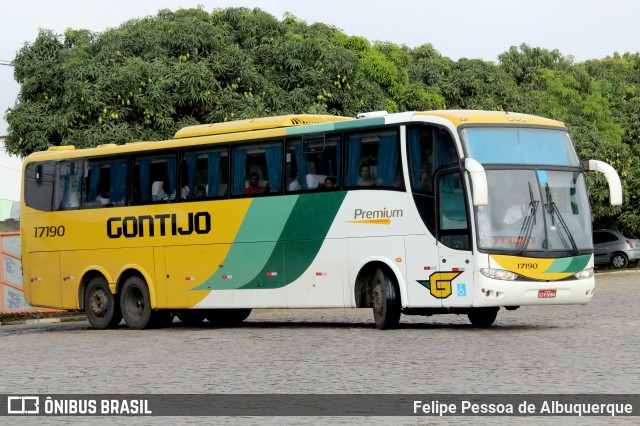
[463,158,488,206]
[582,160,623,206]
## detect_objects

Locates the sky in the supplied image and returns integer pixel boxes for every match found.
[1,0,639,136]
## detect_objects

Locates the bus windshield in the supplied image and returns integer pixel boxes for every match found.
[461,127,580,166]
[476,169,592,254]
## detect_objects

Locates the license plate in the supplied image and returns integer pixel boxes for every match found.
[538,289,557,298]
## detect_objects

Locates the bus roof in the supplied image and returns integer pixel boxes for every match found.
[174,114,354,139]
[25,110,566,162]
[417,110,566,128]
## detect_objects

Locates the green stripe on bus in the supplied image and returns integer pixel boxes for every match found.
[239,191,347,289]
[192,196,298,290]
[193,191,346,291]
[545,255,590,273]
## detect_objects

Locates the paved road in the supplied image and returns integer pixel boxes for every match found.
[0,271,638,424]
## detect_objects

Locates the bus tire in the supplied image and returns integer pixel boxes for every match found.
[85,276,122,330]
[178,311,206,325]
[468,308,498,327]
[120,276,153,330]
[372,267,401,330]
[206,309,251,324]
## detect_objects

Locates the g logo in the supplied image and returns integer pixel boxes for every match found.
[417,271,462,299]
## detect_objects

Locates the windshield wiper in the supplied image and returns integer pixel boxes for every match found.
[545,183,578,255]
[516,182,539,254]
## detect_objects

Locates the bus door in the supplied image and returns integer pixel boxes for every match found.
[436,169,474,307]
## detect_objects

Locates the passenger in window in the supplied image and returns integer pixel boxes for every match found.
[318,176,337,191]
[503,193,527,225]
[394,170,404,188]
[288,172,302,191]
[244,172,269,195]
[357,163,376,187]
[152,181,168,201]
[152,180,175,201]
[419,163,433,192]
[324,176,337,189]
[96,188,111,205]
[195,185,207,199]
[180,186,190,200]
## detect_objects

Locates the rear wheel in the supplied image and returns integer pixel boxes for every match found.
[120,276,153,330]
[371,267,401,330]
[468,308,499,327]
[206,309,252,324]
[610,253,628,269]
[84,276,121,329]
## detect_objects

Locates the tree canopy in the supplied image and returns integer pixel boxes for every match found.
[5,7,640,234]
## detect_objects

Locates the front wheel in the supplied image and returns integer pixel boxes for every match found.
[85,276,122,329]
[372,267,401,330]
[120,276,153,330]
[468,308,499,327]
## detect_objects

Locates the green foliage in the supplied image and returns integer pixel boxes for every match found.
[4,9,640,235]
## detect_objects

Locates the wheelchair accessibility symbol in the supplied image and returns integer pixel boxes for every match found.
[457,283,467,297]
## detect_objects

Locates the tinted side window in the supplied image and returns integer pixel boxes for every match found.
[592,232,603,244]
[232,141,283,196]
[408,126,458,194]
[25,160,86,211]
[132,152,177,204]
[180,147,229,200]
[83,157,128,208]
[25,163,56,211]
[345,129,402,189]
[285,135,341,191]
[438,170,469,250]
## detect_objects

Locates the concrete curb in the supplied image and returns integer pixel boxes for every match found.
[595,268,640,275]
[25,317,61,324]
[0,314,87,326]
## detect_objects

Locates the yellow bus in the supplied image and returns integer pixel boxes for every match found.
[21,110,622,329]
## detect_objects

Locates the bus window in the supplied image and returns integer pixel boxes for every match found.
[25,162,55,211]
[180,147,229,200]
[438,171,470,250]
[83,157,128,208]
[57,160,83,210]
[345,129,400,188]
[132,153,176,204]
[232,142,283,196]
[408,126,458,194]
[285,135,341,191]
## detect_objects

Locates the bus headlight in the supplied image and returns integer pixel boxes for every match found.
[574,268,594,280]
[480,268,518,281]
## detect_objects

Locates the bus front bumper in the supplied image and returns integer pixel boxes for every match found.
[472,274,595,307]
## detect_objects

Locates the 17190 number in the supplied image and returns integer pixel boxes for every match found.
[34,226,65,238]
[517,263,538,269]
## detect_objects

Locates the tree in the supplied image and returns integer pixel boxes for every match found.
[6,7,388,155]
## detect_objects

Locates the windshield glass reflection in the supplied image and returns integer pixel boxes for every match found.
[476,170,592,254]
